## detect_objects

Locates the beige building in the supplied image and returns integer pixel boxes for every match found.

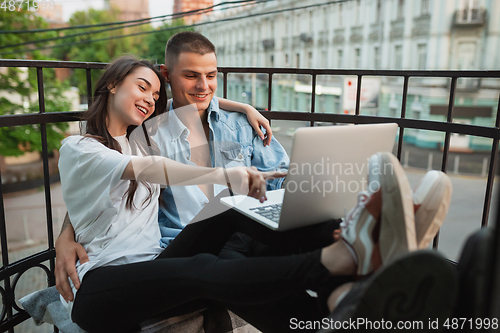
[174,0,213,24]
[106,0,150,21]
[199,0,500,151]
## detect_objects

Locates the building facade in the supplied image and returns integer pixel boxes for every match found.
[198,0,500,151]
[174,0,213,24]
[106,0,150,21]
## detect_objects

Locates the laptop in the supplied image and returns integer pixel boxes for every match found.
[220,123,398,231]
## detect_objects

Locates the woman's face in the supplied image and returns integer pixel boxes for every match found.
[107,66,161,137]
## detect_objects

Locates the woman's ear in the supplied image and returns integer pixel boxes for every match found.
[160,65,170,84]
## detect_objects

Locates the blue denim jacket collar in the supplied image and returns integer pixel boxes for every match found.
[207,98,221,123]
[167,98,224,141]
[167,102,190,142]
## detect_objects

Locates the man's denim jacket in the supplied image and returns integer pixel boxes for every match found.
[148,98,289,247]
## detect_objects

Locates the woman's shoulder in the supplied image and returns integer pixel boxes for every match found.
[60,135,109,155]
[62,134,96,144]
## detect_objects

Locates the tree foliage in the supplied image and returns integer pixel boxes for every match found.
[145,19,193,64]
[53,7,152,97]
[0,10,70,157]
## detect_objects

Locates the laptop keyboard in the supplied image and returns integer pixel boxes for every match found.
[249,204,282,222]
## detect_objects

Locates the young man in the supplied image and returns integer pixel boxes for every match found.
[154,31,289,249]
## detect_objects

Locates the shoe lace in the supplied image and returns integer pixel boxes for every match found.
[341,191,371,230]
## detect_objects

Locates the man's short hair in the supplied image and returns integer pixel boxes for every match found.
[165,32,216,70]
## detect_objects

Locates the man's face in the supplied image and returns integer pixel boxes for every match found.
[163,52,217,112]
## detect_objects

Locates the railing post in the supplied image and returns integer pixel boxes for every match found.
[310,73,316,127]
[223,71,228,99]
[0,166,14,330]
[441,77,457,173]
[355,75,362,116]
[397,76,410,161]
[433,76,457,249]
[86,68,93,108]
[37,67,56,285]
[481,92,500,227]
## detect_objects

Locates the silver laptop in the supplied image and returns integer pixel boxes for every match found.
[220,123,398,231]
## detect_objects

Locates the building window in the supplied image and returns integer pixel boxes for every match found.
[323,8,328,30]
[306,95,311,112]
[338,3,343,27]
[458,42,476,69]
[296,53,300,67]
[282,90,288,111]
[421,0,429,15]
[285,53,289,67]
[355,0,361,25]
[413,110,421,120]
[322,50,328,68]
[374,46,380,69]
[294,93,300,111]
[395,45,403,69]
[354,48,361,68]
[462,0,480,10]
[308,52,313,68]
[376,0,382,23]
[309,11,314,32]
[334,96,341,113]
[318,96,326,113]
[397,0,405,19]
[269,55,274,68]
[390,108,398,118]
[417,44,427,69]
[337,49,343,68]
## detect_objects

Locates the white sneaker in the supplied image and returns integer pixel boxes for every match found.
[413,170,452,249]
[372,152,417,263]
[341,152,416,276]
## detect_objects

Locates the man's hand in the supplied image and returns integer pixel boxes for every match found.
[55,214,88,302]
[243,106,273,147]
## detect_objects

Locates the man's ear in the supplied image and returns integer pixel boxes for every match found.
[160,65,170,83]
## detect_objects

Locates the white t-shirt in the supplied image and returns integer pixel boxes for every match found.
[58,135,163,305]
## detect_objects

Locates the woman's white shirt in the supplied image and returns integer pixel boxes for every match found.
[58,135,162,306]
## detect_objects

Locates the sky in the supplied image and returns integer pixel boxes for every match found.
[60,0,175,22]
[60,0,225,22]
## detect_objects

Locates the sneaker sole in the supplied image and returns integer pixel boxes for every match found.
[322,251,458,333]
[374,153,416,263]
[415,171,452,249]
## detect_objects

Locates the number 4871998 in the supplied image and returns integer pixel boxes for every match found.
[443,318,498,330]
[1,0,56,12]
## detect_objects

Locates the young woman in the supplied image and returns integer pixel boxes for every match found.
[58,55,415,333]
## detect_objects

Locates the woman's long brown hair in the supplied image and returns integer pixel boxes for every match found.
[82,55,167,210]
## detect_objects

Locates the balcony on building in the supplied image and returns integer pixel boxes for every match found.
[299,33,313,44]
[453,8,486,27]
[262,38,275,51]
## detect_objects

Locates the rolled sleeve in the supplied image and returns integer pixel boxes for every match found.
[251,133,289,191]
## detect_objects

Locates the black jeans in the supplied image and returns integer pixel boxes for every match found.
[72,204,347,333]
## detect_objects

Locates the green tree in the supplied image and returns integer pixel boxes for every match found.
[145,19,193,64]
[54,7,152,97]
[0,10,70,157]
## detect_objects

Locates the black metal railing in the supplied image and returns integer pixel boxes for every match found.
[0,59,499,331]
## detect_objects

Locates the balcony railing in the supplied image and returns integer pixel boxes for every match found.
[1,59,500,331]
[453,8,487,26]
